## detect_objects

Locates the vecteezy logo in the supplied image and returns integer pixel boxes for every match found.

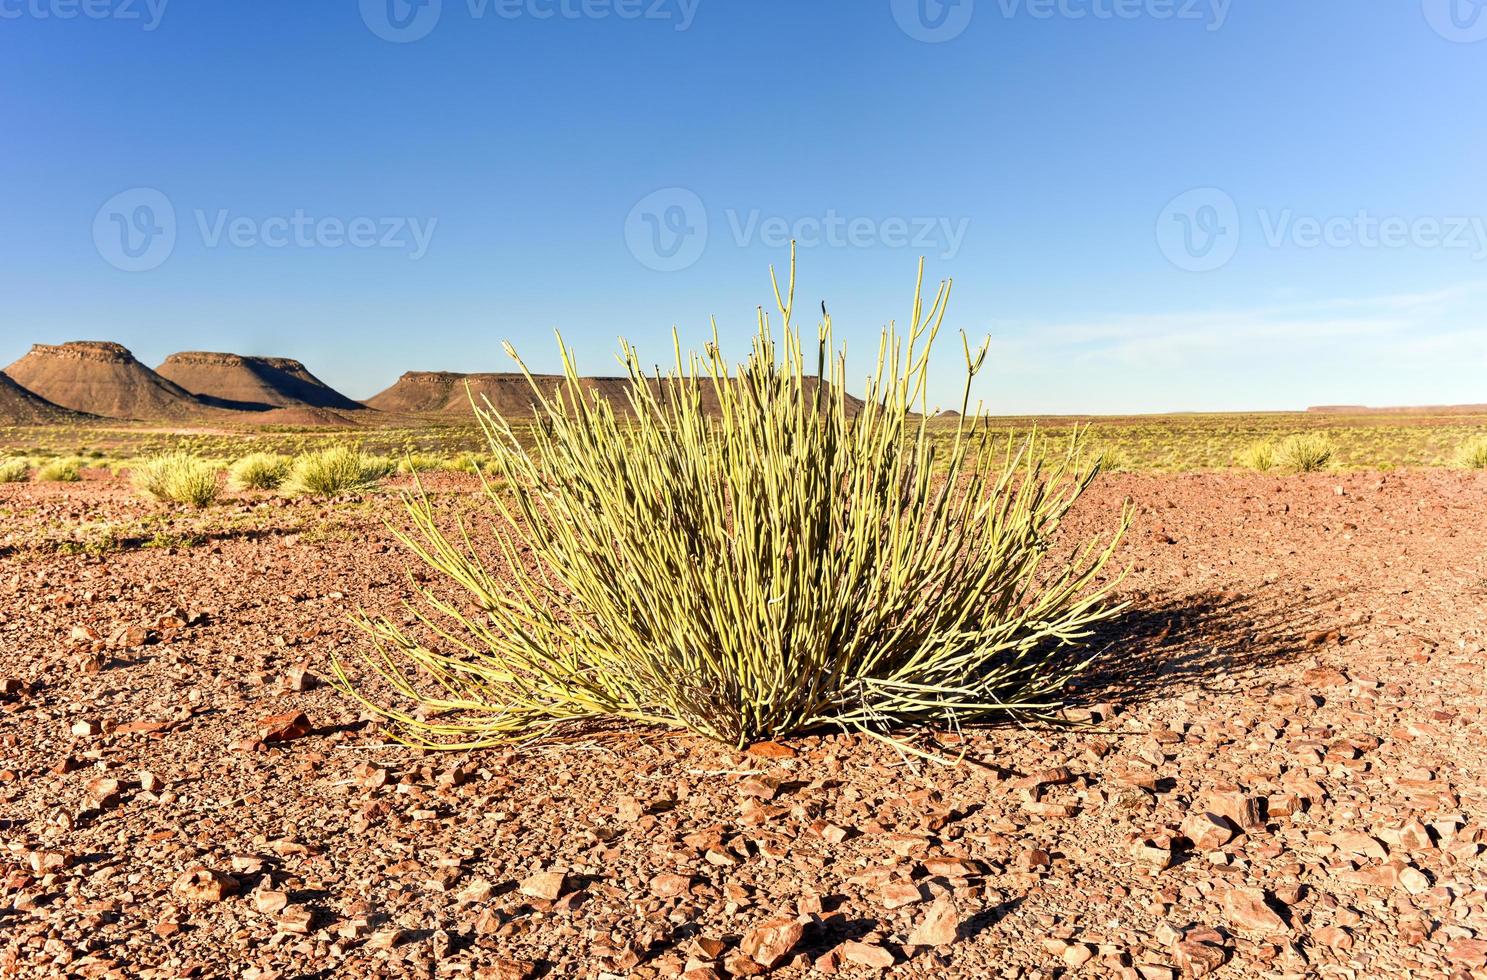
[1422,0,1487,42]
[891,0,974,42]
[1156,188,1241,273]
[360,0,442,43]
[93,188,177,272]
[624,187,707,272]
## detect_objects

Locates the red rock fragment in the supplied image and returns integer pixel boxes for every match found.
[650,873,692,899]
[1219,886,1288,935]
[1173,939,1227,977]
[85,777,122,808]
[739,918,803,969]
[879,880,923,909]
[172,868,239,904]
[1204,788,1266,834]
[257,711,312,743]
[1011,766,1073,790]
[1182,812,1235,851]
[1446,938,1487,966]
[907,895,959,947]
[518,870,566,901]
[841,941,895,968]
[745,741,797,759]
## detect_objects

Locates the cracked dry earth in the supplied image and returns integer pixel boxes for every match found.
[1,469,1485,980]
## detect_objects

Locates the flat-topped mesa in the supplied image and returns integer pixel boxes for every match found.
[365,369,863,417]
[156,350,365,413]
[25,341,136,363]
[5,341,208,420]
[161,351,311,373]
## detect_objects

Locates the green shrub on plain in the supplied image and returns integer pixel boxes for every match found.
[229,453,292,491]
[1237,440,1276,471]
[0,457,30,483]
[1456,435,1487,470]
[132,453,221,508]
[36,458,83,483]
[1275,433,1334,472]
[282,446,393,498]
[337,251,1131,751]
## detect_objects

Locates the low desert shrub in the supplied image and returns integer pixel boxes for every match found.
[1090,445,1130,474]
[1275,433,1334,472]
[132,453,221,508]
[282,446,393,498]
[444,453,489,475]
[397,453,443,475]
[229,453,291,490]
[36,457,83,483]
[0,457,30,483]
[1456,435,1487,470]
[1237,440,1276,471]
[337,251,1132,751]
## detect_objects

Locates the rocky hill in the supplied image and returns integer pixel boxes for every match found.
[157,351,366,413]
[4,342,208,420]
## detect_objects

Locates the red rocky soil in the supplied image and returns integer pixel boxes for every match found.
[1,470,1484,979]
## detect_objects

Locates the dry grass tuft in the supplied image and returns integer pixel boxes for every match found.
[1237,441,1276,472]
[36,457,83,483]
[0,457,30,483]
[282,446,394,498]
[229,453,292,491]
[132,453,221,508]
[1456,435,1487,470]
[1274,433,1335,472]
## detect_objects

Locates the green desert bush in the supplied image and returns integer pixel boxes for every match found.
[444,452,490,475]
[1089,445,1130,474]
[229,453,292,490]
[397,453,443,475]
[132,453,221,508]
[1456,435,1487,470]
[1275,433,1334,472]
[1237,440,1276,471]
[282,446,393,498]
[0,457,30,483]
[36,457,83,483]
[336,251,1132,751]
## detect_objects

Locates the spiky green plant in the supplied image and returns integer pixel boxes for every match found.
[282,446,393,498]
[1275,433,1334,472]
[36,458,83,483]
[1456,435,1487,470]
[229,452,292,491]
[1090,444,1130,474]
[335,252,1131,750]
[0,457,30,483]
[132,453,221,508]
[1237,440,1276,472]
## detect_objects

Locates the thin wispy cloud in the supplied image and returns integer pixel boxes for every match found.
[971,285,1487,412]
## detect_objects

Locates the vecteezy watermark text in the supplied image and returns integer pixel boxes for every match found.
[93,189,437,272]
[726,210,969,258]
[890,0,1230,42]
[362,0,698,42]
[623,187,969,272]
[1259,209,1487,258]
[1156,187,1487,272]
[0,0,167,29]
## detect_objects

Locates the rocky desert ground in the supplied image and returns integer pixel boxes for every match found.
[2,467,1484,979]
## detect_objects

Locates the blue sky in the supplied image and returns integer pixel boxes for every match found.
[2,0,1484,412]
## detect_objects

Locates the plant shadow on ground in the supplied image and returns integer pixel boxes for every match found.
[1068,584,1346,710]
